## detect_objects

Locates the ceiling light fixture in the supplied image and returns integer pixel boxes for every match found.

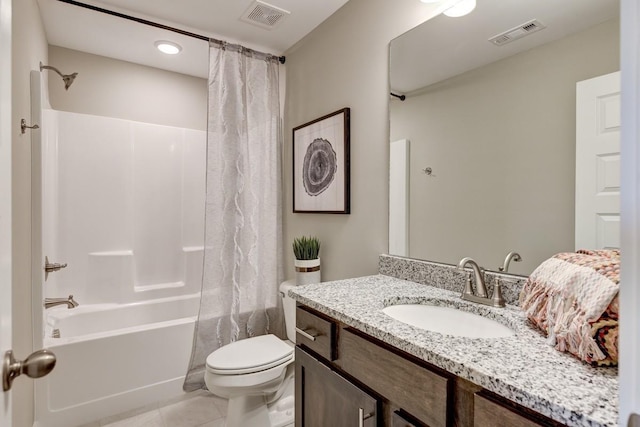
[443,0,476,17]
[155,41,182,55]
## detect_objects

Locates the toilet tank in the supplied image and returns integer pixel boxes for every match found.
[279,280,297,343]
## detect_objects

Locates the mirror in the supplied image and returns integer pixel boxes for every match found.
[389,0,620,276]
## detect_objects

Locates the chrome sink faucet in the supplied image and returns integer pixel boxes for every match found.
[457,257,505,308]
[44,295,79,309]
[499,251,522,273]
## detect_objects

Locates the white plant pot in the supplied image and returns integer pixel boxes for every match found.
[294,258,321,286]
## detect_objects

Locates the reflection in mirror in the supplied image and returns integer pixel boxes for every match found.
[389,0,619,276]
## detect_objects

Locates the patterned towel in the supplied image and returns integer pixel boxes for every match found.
[519,249,620,366]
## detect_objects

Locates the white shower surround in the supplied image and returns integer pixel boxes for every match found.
[35,109,206,426]
[41,109,206,304]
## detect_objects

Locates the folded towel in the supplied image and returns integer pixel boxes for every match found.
[519,249,620,366]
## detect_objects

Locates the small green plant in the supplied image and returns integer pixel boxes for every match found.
[292,236,320,260]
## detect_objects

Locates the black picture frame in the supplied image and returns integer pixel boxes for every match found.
[292,108,350,214]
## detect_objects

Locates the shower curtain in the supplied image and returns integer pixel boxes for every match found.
[184,40,283,391]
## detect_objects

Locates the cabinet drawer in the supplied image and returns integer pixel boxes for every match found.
[296,306,336,361]
[474,392,554,427]
[392,411,427,427]
[338,328,449,427]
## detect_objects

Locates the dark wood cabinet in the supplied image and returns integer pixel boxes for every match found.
[295,304,566,427]
[295,347,379,427]
[392,411,427,427]
[296,306,336,361]
[338,327,449,427]
[474,392,565,427]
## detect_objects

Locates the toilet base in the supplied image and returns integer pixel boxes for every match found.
[222,373,294,427]
[226,394,271,427]
[267,375,294,427]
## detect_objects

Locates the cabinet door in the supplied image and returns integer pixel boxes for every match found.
[295,347,379,427]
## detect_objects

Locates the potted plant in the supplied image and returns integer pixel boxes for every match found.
[293,236,321,285]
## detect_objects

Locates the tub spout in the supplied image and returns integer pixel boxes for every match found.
[44,295,79,309]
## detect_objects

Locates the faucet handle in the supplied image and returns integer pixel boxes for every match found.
[462,273,473,296]
[492,283,506,307]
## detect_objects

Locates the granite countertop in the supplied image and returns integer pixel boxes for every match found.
[289,274,618,427]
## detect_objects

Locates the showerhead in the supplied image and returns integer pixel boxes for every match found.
[62,73,78,90]
[40,62,79,90]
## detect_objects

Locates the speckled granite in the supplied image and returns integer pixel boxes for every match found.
[289,275,618,427]
[379,254,528,306]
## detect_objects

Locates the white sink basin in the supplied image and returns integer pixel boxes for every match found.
[382,304,515,338]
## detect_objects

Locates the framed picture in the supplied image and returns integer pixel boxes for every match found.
[293,108,350,214]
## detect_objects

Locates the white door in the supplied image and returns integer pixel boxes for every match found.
[0,0,12,423]
[575,71,621,251]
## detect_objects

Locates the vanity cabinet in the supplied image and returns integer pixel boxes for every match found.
[473,391,563,427]
[295,305,566,427]
[295,347,379,427]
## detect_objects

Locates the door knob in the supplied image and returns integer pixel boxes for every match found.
[2,349,56,391]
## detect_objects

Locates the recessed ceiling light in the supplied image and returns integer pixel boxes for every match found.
[155,41,182,55]
[443,0,476,17]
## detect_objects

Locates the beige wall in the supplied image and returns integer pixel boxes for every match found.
[48,46,207,130]
[283,0,441,281]
[11,0,48,425]
[390,19,619,274]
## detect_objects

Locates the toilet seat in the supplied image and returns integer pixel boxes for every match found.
[206,334,294,375]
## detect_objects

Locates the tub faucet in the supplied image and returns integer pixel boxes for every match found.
[457,257,505,308]
[499,251,522,272]
[44,295,78,309]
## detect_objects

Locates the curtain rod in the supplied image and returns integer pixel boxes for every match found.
[56,0,286,64]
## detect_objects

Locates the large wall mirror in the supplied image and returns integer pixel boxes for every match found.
[389,0,620,276]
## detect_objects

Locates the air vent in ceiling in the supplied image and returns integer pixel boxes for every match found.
[488,19,547,46]
[240,1,290,30]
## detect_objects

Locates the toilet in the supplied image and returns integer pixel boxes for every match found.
[204,280,297,427]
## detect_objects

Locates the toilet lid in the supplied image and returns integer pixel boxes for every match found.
[206,334,294,375]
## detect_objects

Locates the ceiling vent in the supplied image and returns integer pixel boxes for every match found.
[240,1,290,30]
[488,19,547,46]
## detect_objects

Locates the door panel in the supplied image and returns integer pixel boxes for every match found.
[620,0,640,422]
[0,0,12,423]
[575,71,621,250]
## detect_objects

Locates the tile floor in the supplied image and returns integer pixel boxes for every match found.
[80,390,228,427]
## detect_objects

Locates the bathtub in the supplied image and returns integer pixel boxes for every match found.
[34,293,200,427]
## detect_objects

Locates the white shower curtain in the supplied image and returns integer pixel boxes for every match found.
[184,40,283,391]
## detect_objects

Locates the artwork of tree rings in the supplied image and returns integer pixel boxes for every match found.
[293,108,350,213]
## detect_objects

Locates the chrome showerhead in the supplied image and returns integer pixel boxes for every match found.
[40,62,78,90]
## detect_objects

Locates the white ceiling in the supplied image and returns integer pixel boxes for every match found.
[38,0,350,79]
[391,0,620,94]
